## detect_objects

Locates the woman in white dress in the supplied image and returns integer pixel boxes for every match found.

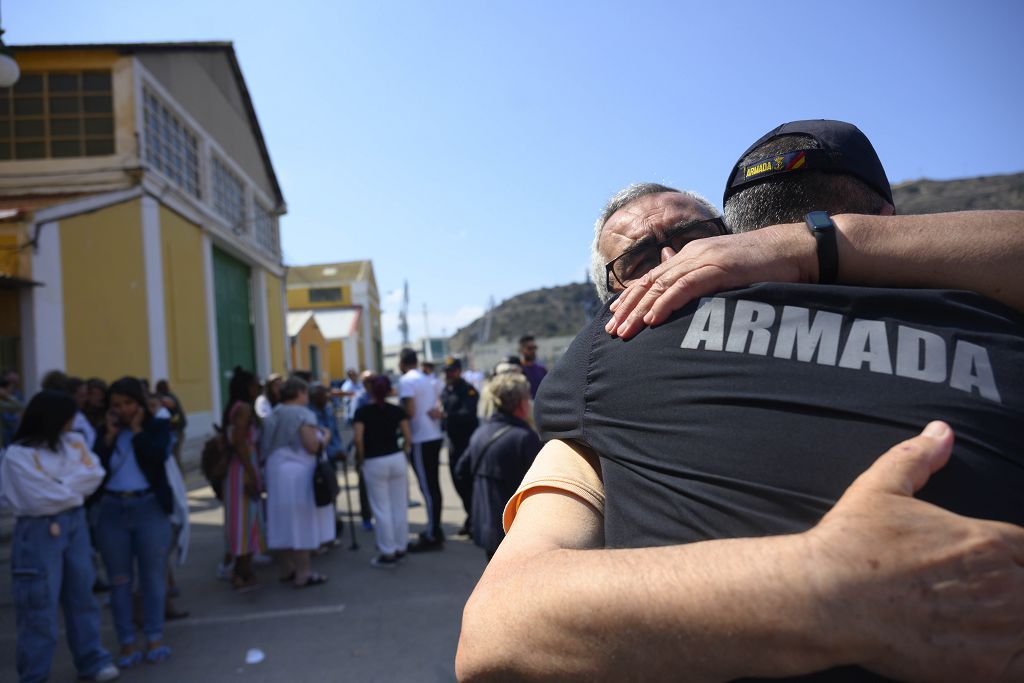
[260,377,334,588]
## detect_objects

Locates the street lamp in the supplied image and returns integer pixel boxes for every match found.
[0,1,17,88]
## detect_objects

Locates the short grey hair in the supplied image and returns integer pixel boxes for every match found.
[485,371,531,416]
[590,183,721,302]
[280,376,309,402]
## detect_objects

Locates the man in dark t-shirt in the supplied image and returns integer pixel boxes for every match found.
[457,121,1024,682]
[539,283,1023,549]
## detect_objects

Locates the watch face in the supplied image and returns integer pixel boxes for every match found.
[807,211,833,230]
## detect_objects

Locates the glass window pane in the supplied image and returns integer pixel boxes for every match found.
[0,143,9,159]
[84,117,113,135]
[15,141,45,158]
[82,71,111,91]
[51,140,82,157]
[13,74,43,94]
[85,139,114,156]
[49,96,79,114]
[14,119,44,137]
[50,118,81,136]
[0,96,9,114]
[83,96,112,114]
[13,98,43,116]
[0,120,9,136]
[49,73,78,92]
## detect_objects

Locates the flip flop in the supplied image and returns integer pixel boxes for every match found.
[116,650,142,669]
[294,573,328,589]
[146,644,172,664]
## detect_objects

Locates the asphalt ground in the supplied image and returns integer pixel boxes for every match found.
[0,445,487,682]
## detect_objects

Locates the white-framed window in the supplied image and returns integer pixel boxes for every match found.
[142,88,200,198]
[254,201,278,254]
[212,156,246,231]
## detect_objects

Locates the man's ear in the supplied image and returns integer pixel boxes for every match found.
[880,202,895,216]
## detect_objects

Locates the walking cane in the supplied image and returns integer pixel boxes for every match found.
[341,447,360,551]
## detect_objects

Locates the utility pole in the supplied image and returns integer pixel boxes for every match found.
[398,280,410,346]
[422,302,432,360]
[481,295,495,344]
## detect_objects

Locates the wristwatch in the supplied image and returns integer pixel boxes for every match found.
[805,211,838,285]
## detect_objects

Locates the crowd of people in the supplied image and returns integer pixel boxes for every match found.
[0,354,542,682]
[1,371,189,682]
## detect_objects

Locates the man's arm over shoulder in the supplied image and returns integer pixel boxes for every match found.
[457,426,1024,682]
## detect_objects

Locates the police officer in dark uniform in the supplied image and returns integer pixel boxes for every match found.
[440,357,479,535]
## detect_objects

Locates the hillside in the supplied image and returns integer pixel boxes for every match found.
[449,172,1024,352]
[892,172,1024,214]
[448,282,601,352]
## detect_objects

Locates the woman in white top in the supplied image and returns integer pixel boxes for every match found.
[260,376,334,588]
[0,391,119,683]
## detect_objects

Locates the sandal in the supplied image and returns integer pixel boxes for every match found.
[232,575,262,594]
[294,573,328,589]
[146,644,172,664]
[116,650,142,669]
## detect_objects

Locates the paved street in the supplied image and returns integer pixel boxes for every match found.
[0,450,486,682]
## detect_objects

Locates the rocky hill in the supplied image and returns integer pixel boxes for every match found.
[449,172,1024,352]
[448,282,601,352]
[891,172,1024,214]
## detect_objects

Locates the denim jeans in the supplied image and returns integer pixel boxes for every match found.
[11,506,111,683]
[95,492,171,645]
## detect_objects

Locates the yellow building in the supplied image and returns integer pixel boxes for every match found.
[0,42,288,448]
[286,311,329,386]
[287,261,383,379]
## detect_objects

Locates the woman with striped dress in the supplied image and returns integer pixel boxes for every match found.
[222,367,266,592]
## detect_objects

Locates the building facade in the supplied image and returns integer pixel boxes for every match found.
[286,311,329,386]
[286,261,383,378]
[0,42,288,449]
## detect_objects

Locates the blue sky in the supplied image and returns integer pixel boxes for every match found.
[9,1,1023,345]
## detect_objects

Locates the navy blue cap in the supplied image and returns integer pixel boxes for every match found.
[724,120,893,208]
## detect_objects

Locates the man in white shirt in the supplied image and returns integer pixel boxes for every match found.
[398,348,445,550]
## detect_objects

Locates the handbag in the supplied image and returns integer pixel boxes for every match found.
[312,446,340,506]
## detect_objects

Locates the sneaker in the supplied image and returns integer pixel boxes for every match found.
[395,550,407,561]
[82,664,120,681]
[371,553,399,569]
[217,561,234,581]
[361,519,374,531]
[407,536,444,553]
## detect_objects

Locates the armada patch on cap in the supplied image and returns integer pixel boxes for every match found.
[741,150,809,180]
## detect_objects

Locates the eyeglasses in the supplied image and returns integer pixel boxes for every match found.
[604,216,727,293]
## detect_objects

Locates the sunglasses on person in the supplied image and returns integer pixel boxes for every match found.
[604,216,727,293]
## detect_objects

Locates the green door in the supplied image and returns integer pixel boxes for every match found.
[212,247,256,410]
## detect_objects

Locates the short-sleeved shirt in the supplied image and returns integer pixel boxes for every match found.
[537,283,1024,550]
[260,403,318,457]
[354,403,407,459]
[398,369,443,443]
[521,363,547,399]
[537,284,1024,683]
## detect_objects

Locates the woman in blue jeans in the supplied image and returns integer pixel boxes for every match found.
[93,376,173,668]
[0,391,119,682]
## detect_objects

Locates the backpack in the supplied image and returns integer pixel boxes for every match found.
[200,426,230,498]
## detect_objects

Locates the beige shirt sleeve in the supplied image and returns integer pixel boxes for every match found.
[503,439,606,533]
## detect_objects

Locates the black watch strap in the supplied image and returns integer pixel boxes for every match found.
[805,211,838,285]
